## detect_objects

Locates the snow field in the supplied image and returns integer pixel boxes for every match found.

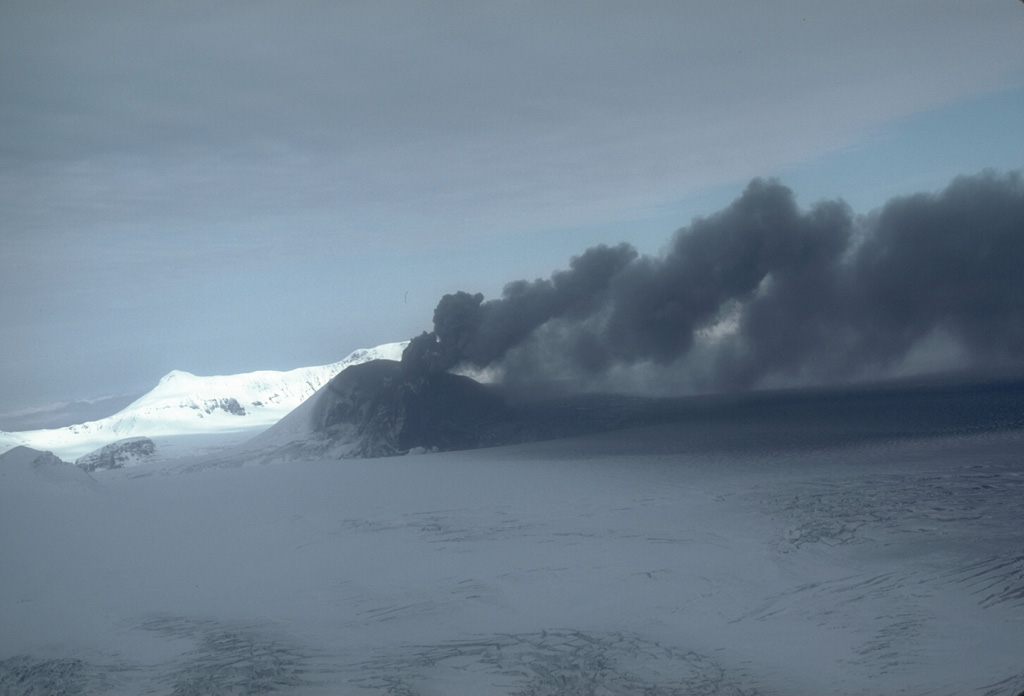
[2,423,1023,694]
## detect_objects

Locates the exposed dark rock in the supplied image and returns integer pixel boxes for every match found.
[301,360,1024,459]
[76,437,156,472]
[188,398,247,416]
[209,397,246,416]
[318,360,539,457]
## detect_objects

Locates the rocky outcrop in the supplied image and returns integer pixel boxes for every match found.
[75,437,156,472]
[194,397,246,416]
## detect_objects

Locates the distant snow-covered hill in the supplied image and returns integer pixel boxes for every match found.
[0,342,408,461]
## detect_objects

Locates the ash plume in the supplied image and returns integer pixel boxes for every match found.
[401,243,637,376]
[402,171,1024,395]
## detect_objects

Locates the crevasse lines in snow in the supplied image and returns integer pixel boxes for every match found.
[0,616,339,695]
[941,553,1024,609]
[349,630,757,696]
[762,443,1024,553]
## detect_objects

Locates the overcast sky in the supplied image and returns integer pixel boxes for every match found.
[2,1,1023,419]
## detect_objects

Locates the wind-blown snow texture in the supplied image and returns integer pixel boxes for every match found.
[1,378,1022,695]
[0,342,408,461]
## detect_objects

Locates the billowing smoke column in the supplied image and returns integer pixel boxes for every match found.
[401,242,637,376]
[402,171,1024,394]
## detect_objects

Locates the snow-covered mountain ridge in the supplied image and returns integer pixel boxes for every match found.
[0,342,408,461]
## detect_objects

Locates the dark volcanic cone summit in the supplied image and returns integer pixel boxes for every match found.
[253,359,1024,461]
[312,360,537,457]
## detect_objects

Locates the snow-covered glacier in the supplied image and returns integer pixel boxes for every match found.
[1,376,1022,695]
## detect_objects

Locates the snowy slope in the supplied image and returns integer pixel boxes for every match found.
[0,445,96,490]
[0,342,407,461]
[1,408,1022,694]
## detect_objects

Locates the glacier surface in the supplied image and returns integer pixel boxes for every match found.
[1,379,1023,695]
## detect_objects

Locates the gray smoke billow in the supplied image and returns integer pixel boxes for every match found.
[402,170,1024,395]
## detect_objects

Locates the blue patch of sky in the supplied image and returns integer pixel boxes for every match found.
[346,86,1024,343]
[533,87,1024,261]
[775,86,1024,215]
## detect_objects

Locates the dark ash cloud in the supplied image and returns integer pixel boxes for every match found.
[402,243,637,376]
[403,171,1024,394]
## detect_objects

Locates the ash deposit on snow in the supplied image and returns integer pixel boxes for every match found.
[253,358,1024,463]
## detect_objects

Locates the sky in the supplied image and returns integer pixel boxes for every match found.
[2,1,1023,421]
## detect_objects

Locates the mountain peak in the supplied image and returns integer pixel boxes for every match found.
[158,369,196,383]
[249,359,536,460]
[0,342,409,462]
[154,369,199,391]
